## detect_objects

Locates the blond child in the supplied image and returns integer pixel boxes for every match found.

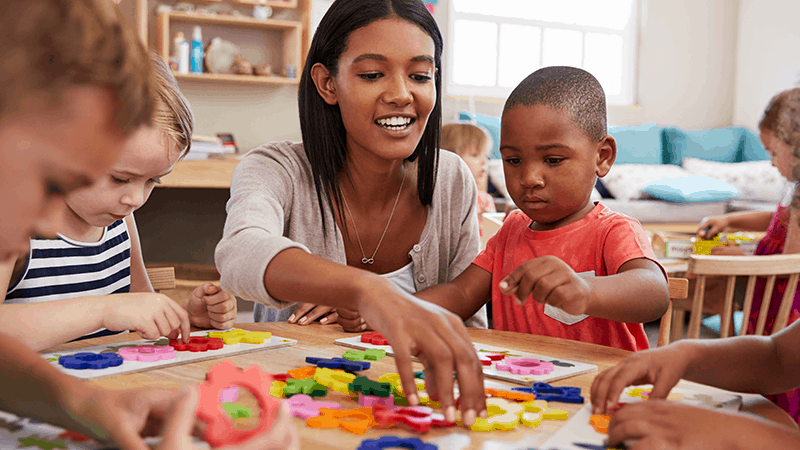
[0,54,237,351]
[418,66,669,351]
[441,122,497,234]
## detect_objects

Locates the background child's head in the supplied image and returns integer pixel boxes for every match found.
[499,66,615,229]
[64,54,194,229]
[759,88,800,182]
[0,0,153,255]
[441,122,493,191]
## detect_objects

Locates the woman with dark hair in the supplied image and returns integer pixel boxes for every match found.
[215,0,487,424]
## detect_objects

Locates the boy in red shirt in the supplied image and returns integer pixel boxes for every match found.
[419,66,669,351]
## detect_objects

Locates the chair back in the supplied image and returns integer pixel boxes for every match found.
[657,277,689,347]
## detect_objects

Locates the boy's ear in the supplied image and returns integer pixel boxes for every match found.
[595,135,616,177]
[310,63,338,106]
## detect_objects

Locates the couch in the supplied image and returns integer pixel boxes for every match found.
[460,112,789,224]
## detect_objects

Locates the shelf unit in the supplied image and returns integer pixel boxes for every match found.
[158,159,240,189]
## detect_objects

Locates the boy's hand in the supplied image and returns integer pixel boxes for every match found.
[102,293,191,342]
[590,344,690,414]
[287,303,338,325]
[187,283,237,329]
[697,216,728,239]
[498,255,591,315]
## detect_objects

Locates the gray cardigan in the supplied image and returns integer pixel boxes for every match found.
[215,141,487,328]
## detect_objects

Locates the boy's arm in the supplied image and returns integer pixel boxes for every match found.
[415,264,493,321]
[125,214,154,293]
[582,258,669,323]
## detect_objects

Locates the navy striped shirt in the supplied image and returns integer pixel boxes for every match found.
[6,220,131,339]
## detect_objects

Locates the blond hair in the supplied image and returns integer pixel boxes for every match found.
[150,53,193,157]
[759,88,800,209]
[441,122,492,157]
[0,0,153,135]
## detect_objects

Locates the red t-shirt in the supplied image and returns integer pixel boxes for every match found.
[473,203,666,352]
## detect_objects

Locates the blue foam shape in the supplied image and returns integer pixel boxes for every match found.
[305,356,370,372]
[512,383,585,404]
[357,435,437,450]
[58,352,123,370]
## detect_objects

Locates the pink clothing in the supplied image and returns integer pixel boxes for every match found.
[473,203,666,352]
[747,205,800,424]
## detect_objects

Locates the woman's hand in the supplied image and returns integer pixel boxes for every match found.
[288,303,338,325]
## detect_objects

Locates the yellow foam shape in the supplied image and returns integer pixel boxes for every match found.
[626,387,651,399]
[314,368,356,395]
[270,381,287,398]
[520,411,543,428]
[520,400,568,421]
[208,328,271,344]
[464,398,523,432]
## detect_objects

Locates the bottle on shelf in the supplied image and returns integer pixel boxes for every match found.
[175,32,189,75]
[190,26,204,74]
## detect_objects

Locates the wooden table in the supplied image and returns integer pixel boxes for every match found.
[44,323,797,449]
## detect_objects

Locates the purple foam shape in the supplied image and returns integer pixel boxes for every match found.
[285,394,341,420]
[117,345,175,362]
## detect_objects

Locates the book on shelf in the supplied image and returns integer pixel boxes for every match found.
[185,135,235,160]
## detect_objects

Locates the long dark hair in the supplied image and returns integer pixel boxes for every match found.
[297,0,443,235]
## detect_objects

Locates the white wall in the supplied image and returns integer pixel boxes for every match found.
[438,0,741,130]
[732,0,800,129]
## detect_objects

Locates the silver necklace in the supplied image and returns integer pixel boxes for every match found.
[341,169,406,265]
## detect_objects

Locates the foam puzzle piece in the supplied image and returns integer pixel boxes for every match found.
[196,360,281,448]
[547,359,576,367]
[284,378,327,398]
[477,353,493,366]
[512,382,584,404]
[208,328,272,344]
[358,394,395,408]
[314,368,356,395]
[360,331,389,345]
[17,435,67,450]
[414,371,425,379]
[58,352,123,370]
[589,414,610,433]
[357,435,438,450]
[306,356,370,372]
[519,399,569,427]
[306,407,375,434]
[349,376,394,397]
[118,345,176,362]
[378,373,424,397]
[485,387,536,402]
[477,349,521,357]
[269,373,292,383]
[170,337,224,352]
[222,403,253,419]
[287,366,316,379]
[496,358,556,375]
[269,381,286,398]
[372,404,454,433]
[57,430,91,442]
[285,394,341,420]
[343,349,387,361]
[463,397,524,432]
[220,386,239,403]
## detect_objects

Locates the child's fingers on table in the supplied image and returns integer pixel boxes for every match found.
[449,316,486,424]
[390,336,423,409]
[167,299,192,341]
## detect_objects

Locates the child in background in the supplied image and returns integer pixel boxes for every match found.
[441,122,497,234]
[418,66,669,351]
[0,54,237,351]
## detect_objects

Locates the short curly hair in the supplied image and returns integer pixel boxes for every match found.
[503,66,607,142]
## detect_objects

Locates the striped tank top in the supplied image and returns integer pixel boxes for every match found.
[6,220,132,339]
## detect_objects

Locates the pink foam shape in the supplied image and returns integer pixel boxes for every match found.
[285,394,341,420]
[219,386,239,403]
[496,358,555,375]
[358,393,395,408]
[118,345,176,362]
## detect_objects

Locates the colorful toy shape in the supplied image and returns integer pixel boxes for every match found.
[519,399,569,428]
[378,373,424,397]
[589,414,610,433]
[170,337,224,352]
[349,376,393,397]
[357,435,438,450]
[306,356,370,372]
[343,348,387,361]
[17,435,67,450]
[496,358,555,375]
[283,378,327,398]
[512,382,584,404]
[208,328,272,344]
[306,407,375,434]
[360,331,389,345]
[372,404,454,433]
[222,403,253,419]
[465,397,524,432]
[196,360,280,448]
[269,381,286,398]
[485,387,536,403]
[220,386,239,403]
[314,368,356,395]
[287,366,316,379]
[58,352,123,370]
[118,345,175,362]
[358,394,395,408]
[285,394,341,420]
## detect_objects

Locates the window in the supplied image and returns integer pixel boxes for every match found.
[447,0,639,106]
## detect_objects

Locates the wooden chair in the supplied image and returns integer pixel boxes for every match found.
[664,254,800,344]
[657,277,689,347]
[145,266,176,292]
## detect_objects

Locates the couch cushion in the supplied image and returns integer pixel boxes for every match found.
[608,124,663,165]
[603,164,689,200]
[681,156,787,202]
[739,127,770,162]
[459,112,502,159]
[642,175,738,202]
[662,127,742,165]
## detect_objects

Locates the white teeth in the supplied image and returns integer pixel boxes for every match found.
[377,116,412,128]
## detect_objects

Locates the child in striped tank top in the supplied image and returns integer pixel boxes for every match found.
[0,55,237,350]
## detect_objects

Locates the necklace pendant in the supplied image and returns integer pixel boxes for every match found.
[362,257,374,265]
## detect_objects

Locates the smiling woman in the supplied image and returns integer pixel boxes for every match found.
[214,0,489,425]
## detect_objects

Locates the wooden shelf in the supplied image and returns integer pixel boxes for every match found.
[167,0,298,7]
[158,158,240,188]
[163,11,301,29]
[174,72,299,84]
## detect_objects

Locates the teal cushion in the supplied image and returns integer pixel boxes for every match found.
[739,128,770,162]
[608,124,663,165]
[662,127,742,165]
[642,175,738,202]
[459,112,501,159]
[702,311,744,335]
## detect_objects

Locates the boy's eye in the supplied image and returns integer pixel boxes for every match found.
[147,178,162,185]
[111,175,130,184]
[358,72,382,80]
[545,157,564,165]
[411,73,432,83]
[503,157,521,166]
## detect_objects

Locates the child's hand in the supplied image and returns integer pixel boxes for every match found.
[102,293,191,342]
[187,283,237,330]
[697,216,728,239]
[287,303,338,325]
[709,243,746,256]
[498,255,591,315]
[337,308,371,332]
[606,401,769,450]
[590,344,690,414]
